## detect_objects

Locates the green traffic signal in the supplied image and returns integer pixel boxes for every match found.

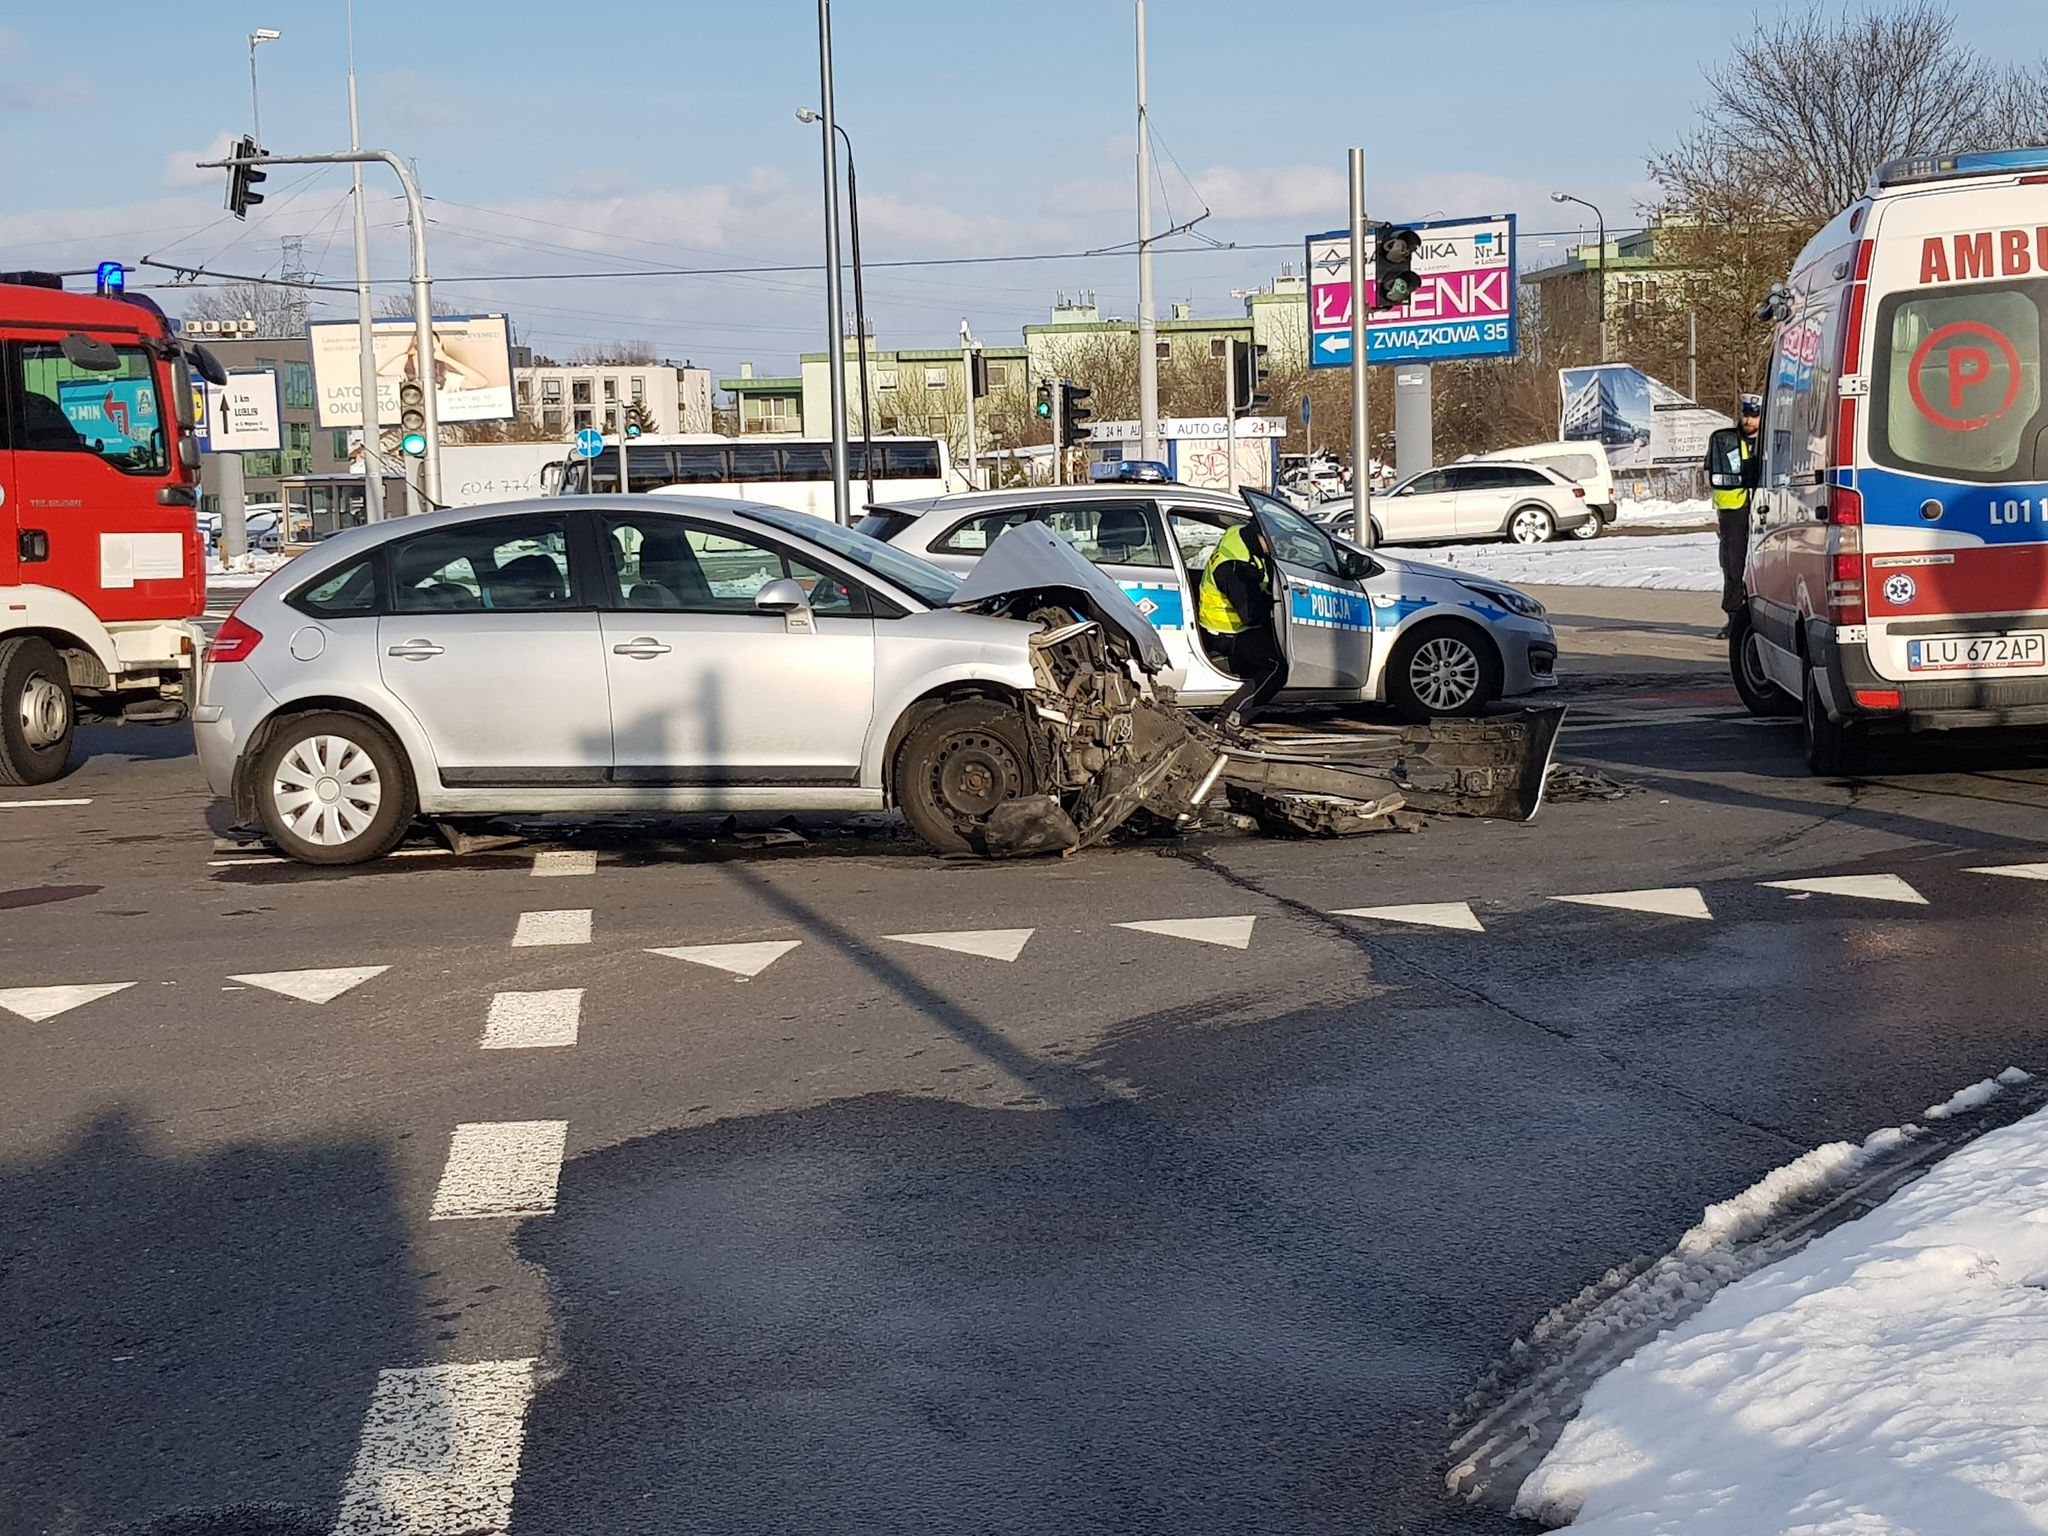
[399,431,427,458]
[1034,381,1053,419]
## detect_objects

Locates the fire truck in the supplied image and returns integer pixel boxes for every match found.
[0,271,222,785]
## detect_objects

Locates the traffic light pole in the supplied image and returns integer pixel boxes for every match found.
[200,145,444,506]
[1347,148,1373,547]
[1222,349,1238,492]
[960,322,979,492]
[1052,378,1065,487]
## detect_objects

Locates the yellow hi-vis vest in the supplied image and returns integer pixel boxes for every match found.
[1713,433,1756,511]
[1197,524,1267,635]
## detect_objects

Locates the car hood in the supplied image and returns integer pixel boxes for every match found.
[945,523,1172,673]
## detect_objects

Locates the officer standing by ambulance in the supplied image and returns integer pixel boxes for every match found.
[1197,518,1289,731]
[1711,393,1764,638]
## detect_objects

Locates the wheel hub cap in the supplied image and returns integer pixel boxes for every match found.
[20,674,68,749]
[1413,639,1480,711]
[272,734,383,847]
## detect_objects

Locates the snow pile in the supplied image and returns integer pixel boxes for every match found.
[1518,1071,2048,1536]
[1616,496,1712,529]
[1419,531,1721,592]
[204,550,286,578]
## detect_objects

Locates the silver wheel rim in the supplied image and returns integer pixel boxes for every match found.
[1572,516,1599,540]
[1510,509,1550,544]
[272,734,382,847]
[1411,637,1481,711]
[1741,632,1772,695]
[19,672,68,748]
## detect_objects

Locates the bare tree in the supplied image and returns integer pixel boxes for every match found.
[179,279,298,338]
[569,341,662,366]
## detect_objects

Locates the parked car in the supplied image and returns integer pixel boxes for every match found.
[1459,442,1618,539]
[859,484,1558,720]
[193,496,1192,866]
[200,503,283,553]
[1372,462,1594,545]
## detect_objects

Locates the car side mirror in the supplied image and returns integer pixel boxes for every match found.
[1338,548,1375,581]
[754,578,810,613]
[60,332,120,371]
[539,462,564,495]
[178,436,199,472]
[1705,426,1746,490]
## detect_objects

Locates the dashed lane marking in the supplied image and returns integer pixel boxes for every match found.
[482,989,582,1050]
[1116,915,1258,950]
[0,982,137,1022]
[0,797,92,810]
[1968,862,2048,882]
[883,928,1036,962]
[327,1358,539,1536]
[227,966,389,1004]
[645,939,802,979]
[1553,886,1714,921]
[511,909,592,947]
[429,1122,568,1220]
[1331,901,1485,933]
[530,850,596,878]
[209,848,453,868]
[1760,873,1928,905]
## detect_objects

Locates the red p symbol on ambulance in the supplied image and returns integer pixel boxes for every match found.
[1947,346,1992,412]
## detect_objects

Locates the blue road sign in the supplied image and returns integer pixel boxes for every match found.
[573,428,605,460]
[1301,395,1311,425]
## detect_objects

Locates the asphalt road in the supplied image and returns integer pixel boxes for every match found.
[7,585,2048,1535]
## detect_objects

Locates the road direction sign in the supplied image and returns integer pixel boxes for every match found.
[573,428,605,460]
[1306,214,1518,368]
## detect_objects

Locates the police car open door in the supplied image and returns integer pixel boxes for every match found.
[1242,489,1374,691]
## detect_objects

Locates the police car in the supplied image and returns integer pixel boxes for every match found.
[859,484,1558,719]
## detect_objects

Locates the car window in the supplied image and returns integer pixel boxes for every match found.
[389,516,573,613]
[1462,466,1547,490]
[1166,507,1240,572]
[1400,471,1447,496]
[936,508,1038,554]
[15,341,168,475]
[291,555,380,618]
[1244,489,1343,577]
[1038,500,1167,568]
[1872,283,2046,481]
[600,515,863,617]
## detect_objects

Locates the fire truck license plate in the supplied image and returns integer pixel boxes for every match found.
[1906,632,2048,672]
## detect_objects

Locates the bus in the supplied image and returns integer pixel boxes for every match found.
[546,433,957,517]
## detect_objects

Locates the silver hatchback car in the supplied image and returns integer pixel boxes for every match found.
[193,496,1128,865]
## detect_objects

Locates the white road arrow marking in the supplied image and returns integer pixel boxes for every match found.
[1967,862,2048,882]
[0,982,135,1023]
[330,1358,539,1536]
[1331,901,1484,932]
[227,966,388,1005]
[884,928,1036,962]
[646,940,802,979]
[1554,887,1714,920]
[1760,874,1928,905]
[1116,916,1258,949]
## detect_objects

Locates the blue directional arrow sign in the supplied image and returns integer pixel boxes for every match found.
[573,427,605,460]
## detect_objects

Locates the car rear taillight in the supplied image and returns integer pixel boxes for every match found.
[1854,688,1902,710]
[1571,485,1586,497]
[208,613,262,663]
[1826,488,1865,625]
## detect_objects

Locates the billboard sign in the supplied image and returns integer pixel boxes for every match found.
[1307,215,1516,368]
[308,313,516,427]
[58,377,160,457]
[195,369,282,453]
[1558,364,1732,471]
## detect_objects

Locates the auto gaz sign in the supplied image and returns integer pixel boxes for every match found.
[1307,214,1517,368]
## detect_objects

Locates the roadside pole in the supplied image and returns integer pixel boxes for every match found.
[346,22,380,522]
[960,322,979,492]
[1688,311,1698,402]
[1347,148,1372,546]
[219,449,248,563]
[1052,378,1065,487]
[1222,348,1237,492]
[616,403,630,493]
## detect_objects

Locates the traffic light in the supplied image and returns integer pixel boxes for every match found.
[1034,379,1053,422]
[225,136,268,220]
[1372,223,1422,311]
[398,377,427,457]
[1059,381,1093,443]
[1228,339,1270,415]
[969,351,990,400]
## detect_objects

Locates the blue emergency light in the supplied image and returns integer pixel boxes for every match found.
[1875,147,2048,189]
[95,261,125,296]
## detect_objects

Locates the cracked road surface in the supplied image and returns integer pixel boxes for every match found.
[7,592,2048,1534]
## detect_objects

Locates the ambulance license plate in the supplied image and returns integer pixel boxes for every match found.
[1906,632,2048,672]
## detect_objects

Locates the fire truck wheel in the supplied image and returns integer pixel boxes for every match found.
[0,636,76,787]
[254,710,415,865]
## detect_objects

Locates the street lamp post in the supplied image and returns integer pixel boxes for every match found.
[798,107,874,507]
[812,0,851,526]
[248,29,280,142]
[1551,191,1608,362]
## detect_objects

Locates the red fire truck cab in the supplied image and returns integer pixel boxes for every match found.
[0,273,222,785]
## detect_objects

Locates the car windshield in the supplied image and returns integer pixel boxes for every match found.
[737,503,961,607]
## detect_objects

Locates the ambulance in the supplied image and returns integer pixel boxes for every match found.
[1729,147,2048,773]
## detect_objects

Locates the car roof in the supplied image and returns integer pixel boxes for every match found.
[876,484,1248,518]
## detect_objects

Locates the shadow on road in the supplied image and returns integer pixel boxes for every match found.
[0,1109,426,1535]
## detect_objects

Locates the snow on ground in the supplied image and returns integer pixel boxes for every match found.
[1413,531,1721,592]
[1615,496,1712,530]
[1517,1069,2048,1535]
[204,551,287,591]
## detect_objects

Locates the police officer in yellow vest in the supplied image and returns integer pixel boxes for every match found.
[1197,519,1288,731]
[1711,393,1764,638]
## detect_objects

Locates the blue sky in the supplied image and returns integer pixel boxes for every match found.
[0,1,2035,377]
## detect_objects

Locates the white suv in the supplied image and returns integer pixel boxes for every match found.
[1375,463,1594,546]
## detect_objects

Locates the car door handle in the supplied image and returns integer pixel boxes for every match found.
[386,640,444,660]
[612,638,672,659]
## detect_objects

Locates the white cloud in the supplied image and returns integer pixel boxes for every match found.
[0,74,96,113]
[163,132,237,190]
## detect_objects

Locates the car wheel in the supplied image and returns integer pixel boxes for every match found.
[253,710,415,865]
[893,698,1037,855]
[1802,668,1866,777]
[0,635,75,787]
[1387,621,1502,721]
[1507,504,1556,544]
[1570,513,1602,540]
[1729,608,1799,717]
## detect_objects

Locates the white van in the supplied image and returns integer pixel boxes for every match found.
[1731,147,2048,773]
[1461,442,1617,538]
